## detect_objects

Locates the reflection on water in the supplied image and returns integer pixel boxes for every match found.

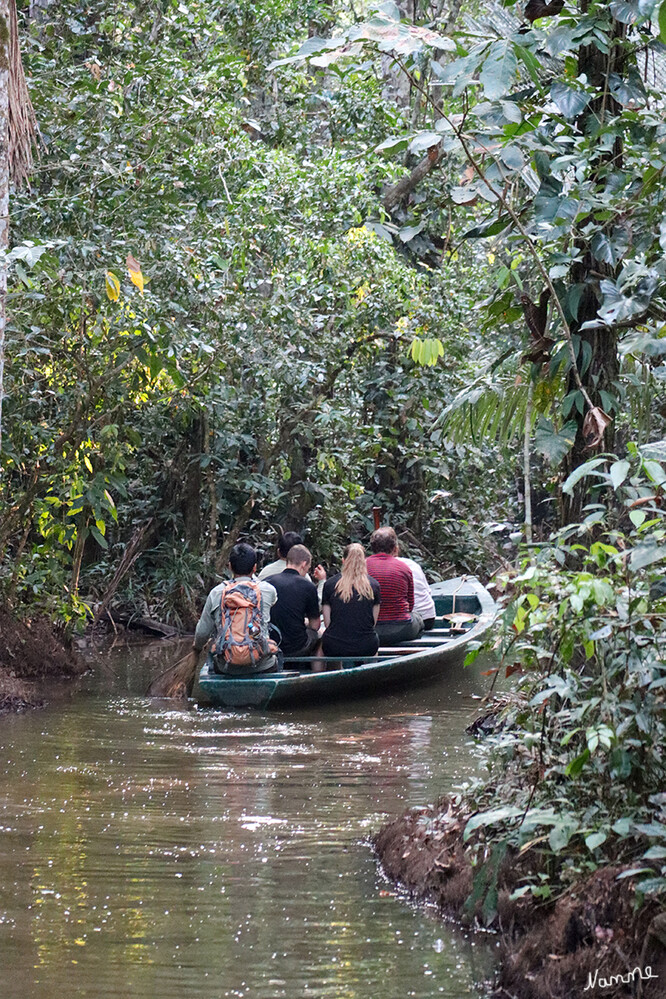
[0,640,498,998]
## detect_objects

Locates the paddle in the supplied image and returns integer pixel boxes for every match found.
[146,646,201,699]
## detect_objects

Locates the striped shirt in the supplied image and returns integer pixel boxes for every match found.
[366,553,414,622]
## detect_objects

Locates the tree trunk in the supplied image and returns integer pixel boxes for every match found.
[561,3,624,522]
[182,414,202,553]
[524,378,534,545]
[203,412,217,565]
[0,0,9,462]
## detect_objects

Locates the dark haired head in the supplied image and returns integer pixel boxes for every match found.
[277,531,303,558]
[369,526,398,554]
[229,542,257,576]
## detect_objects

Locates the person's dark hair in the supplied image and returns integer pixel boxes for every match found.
[229,542,257,576]
[277,531,303,558]
[369,526,398,554]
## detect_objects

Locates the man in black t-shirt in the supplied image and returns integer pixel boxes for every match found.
[269,545,321,656]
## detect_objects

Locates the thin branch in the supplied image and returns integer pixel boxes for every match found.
[391,54,595,412]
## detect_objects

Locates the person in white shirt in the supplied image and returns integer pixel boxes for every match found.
[396,551,436,631]
[259,531,326,601]
[259,531,301,580]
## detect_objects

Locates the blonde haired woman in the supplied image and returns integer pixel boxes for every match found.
[320,543,381,658]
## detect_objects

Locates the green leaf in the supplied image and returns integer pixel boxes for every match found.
[543,25,577,57]
[549,820,577,852]
[609,459,630,490]
[480,40,518,100]
[616,867,653,879]
[630,543,666,571]
[464,806,524,840]
[550,81,592,118]
[562,457,607,495]
[591,231,616,267]
[374,135,409,154]
[408,131,441,153]
[268,35,343,69]
[565,748,590,777]
[514,43,542,86]
[89,524,109,549]
[585,831,607,851]
[660,1,666,42]
[399,222,425,242]
[637,877,666,895]
[630,509,647,528]
[610,1,642,22]
[643,458,666,485]
[534,419,577,464]
[643,846,666,860]
[500,144,525,171]
[462,216,511,239]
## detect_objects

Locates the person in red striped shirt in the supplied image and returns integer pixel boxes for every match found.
[366,527,425,646]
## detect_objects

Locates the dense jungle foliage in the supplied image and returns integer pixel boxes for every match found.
[1,0,521,629]
[1,0,665,920]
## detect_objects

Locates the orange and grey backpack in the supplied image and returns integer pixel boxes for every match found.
[211,580,277,670]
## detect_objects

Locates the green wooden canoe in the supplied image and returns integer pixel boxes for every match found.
[197,575,496,709]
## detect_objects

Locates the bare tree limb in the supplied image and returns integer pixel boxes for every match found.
[384,144,442,210]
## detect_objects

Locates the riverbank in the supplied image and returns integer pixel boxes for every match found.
[374,800,665,999]
[0,608,85,712]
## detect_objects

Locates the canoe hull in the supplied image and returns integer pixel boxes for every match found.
[198,575,495,710]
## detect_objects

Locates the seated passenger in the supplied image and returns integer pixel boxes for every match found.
[193,542,280,674]
[269,545,321,657]
[321,543,381,659]
[366,527,424,646]
[259,531,327,589]
[258,531,303,581]
[396,548,436,631]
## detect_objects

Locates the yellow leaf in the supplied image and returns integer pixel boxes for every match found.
[105,271,120,302]
[84,455,93,473]
[126,253,144,295]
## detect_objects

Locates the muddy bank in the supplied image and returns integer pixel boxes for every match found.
[0,608,85,712]
[374,800,665,999]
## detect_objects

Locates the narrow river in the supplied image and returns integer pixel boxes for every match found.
[0,641,498,998]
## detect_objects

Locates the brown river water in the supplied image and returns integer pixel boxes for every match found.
[0,640,499,998]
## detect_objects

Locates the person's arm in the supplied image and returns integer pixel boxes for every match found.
[193,593,216,651]
[259,581,278,629]
[406,565,414,611]
[371,579,381,625]
[322,604,331,628]
[306,582,321,631]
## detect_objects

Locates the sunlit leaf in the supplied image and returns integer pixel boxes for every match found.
[126,253,145,295]
[105,270,120,301]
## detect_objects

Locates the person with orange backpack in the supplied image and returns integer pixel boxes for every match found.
[192,543,281,675]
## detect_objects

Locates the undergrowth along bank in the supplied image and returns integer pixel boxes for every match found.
[461,449,666,916]
[377,448,665,996]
